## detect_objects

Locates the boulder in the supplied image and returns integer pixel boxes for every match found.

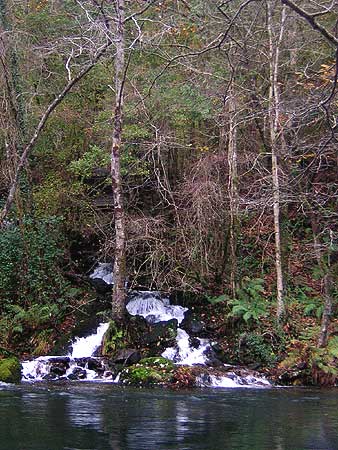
[120,357,174,386]
[113,349,141,366]
[68,367,87,380]
[181,312,206,335]
[0,357,21,383]
[90,278,112,294]
[127,316,178,356]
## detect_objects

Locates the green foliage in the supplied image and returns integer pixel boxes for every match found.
[229,278,268,323]
[69,145,110,180]
[206,293,230,305]
[287,286,323,318]
[101,321,126,356]
[237,332,278,367]
[0,216,80,351]
[121,357,174,385]
[0,357,21,383]
[312,336,338,377]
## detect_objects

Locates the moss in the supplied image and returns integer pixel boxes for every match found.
[138,356,174,370]
[0,357,22,383]
[101,321,126,356]
[121,357,174,386]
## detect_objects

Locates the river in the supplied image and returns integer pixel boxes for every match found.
[0,383,337,450]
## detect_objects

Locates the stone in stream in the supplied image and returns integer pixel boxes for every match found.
[113,349,141,366]
[180,311,206,335]
[68,367,87,380]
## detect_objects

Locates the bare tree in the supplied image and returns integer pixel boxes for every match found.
[111,0,127,321]
[267,1,287,321]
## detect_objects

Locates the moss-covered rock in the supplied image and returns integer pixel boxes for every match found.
[127,316,178,356]
[0,357,22,383]
[120,357,174,386]
[101,321,126,356]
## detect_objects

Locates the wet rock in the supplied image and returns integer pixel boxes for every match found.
[42,373,58,381]
[90,278,112,294]
[190,338,200,349]
[87,358,105,373]
[210,343,228,363]
[113,349,141,366]
[50,365,67,376]
[204,347,223,367]
[68,367,87,380]
[181,312,205,335]
[128,316,178,356]
[120,357,174,386]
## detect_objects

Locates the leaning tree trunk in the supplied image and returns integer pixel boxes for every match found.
[268,2,287,322]
[111,0,127,321]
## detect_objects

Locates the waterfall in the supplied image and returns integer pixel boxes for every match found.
[69,322,109,358]
[89,263,113,285]
[21,264,270,387]
[126,291,188,325]
[22,321,114,382]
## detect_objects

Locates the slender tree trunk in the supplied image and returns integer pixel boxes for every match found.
[227,81,239,297]
[318,271,334,348]
[267,2,286,321]
[111,0,127,321]
[316,230,336,348]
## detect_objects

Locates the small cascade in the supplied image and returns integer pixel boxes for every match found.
[197,373,271,389]
[21,277,271,387]
[126,293,212,366]
[89,263,113,285]
[126,291,188,324]
[162,329,211,365]
[69,322,109,358]
[22,322,113,382]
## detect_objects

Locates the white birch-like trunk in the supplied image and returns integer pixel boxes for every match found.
[227,81,239,297]
[267,2,287,321]
[111,0,127,321]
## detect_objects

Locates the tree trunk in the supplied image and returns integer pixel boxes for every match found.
[317,271,334,348]
[227,81,239,297]
[267,2,286,322]
[111,0,127,321]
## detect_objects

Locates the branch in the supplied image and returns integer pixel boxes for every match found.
[281,0,338,48]
[0,41,112,224]
[124,0,159,24]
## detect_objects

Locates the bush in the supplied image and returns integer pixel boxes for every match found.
[0,216,78,352]
[237,332,278,367]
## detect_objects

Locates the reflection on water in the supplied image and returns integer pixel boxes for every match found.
[0,383,338,450]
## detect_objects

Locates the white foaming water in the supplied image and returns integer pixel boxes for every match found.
[22,356,51,381]
[90,263,113,285]
[22,322,111,382]
[126,293,187,324]
[162,328,210,365]
[197,373,271,388]
[21,290,270,387]
[69,322,109,358]
[126,293,210,365]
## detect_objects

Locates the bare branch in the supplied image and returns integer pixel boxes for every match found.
[0,41,113,224]
[281,0,338,47]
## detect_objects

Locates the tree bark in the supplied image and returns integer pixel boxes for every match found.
[111,0,127,321]
[267,2,286,322]
[227,80,239,298]
[317,271,334,348]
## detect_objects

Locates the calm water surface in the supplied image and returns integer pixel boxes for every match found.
[0,383,337,450]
